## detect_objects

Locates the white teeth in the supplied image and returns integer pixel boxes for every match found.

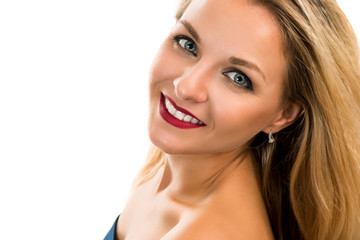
[174,111,185,120]
[168,104,176,115]
[191,118,199,124]
[183,115,192,122]
[165,99,171,109]
[165,98,171,108]
[164,97,204,125]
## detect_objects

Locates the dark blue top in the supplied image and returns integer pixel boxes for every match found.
[104,215,120,240]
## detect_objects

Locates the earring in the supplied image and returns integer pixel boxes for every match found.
[268,130,275,143]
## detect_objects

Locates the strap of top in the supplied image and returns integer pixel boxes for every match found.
[104,215,120,240]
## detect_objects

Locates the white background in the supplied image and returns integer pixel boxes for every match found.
[0,0,358,239]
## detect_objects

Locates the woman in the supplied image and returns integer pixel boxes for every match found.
[105,0,360,239]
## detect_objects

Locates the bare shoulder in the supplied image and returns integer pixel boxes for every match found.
[164,210,274,240]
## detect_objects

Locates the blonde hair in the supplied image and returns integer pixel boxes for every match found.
[135,0,360,239]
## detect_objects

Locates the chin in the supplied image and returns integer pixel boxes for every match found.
[148,128,206,157]
[148,127,183,155]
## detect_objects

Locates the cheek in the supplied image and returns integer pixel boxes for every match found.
[212,95,279,140]
[150,44,178,86]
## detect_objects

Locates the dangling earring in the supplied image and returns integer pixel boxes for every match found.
[268,130,275,143]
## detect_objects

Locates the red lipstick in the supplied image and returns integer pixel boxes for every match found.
[159,93,206,129]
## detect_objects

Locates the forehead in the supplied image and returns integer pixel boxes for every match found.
[179,0,286,84]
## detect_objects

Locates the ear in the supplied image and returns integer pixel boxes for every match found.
[263,101,303,134]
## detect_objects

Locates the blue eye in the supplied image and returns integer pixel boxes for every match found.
[174,36,198,56]
[223,70,253,91]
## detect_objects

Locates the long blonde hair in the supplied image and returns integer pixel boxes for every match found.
[135,0,360,239]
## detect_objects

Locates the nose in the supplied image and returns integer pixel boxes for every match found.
[173,64,209,103]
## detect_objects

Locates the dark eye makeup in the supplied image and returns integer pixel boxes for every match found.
[223,70,253,91]
[173,35,198,56]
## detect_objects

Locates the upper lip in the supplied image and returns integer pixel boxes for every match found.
[163,93,205,124]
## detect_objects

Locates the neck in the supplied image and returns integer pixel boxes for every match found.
[156,150,252,205]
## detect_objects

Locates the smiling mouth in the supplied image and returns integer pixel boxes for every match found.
[159,93,206,129]
[165,97,205,125]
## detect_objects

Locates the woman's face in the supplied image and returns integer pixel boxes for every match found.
[148,0,288,156]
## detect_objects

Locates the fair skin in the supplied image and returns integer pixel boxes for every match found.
[117,0,301,239]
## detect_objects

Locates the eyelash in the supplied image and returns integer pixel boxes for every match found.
[172,35,198,56]
[172,34,253,91]
[223,70,253,91]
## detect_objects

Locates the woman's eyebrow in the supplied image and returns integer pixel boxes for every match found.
[179,20,201,43]
[179,20,265,81]
[229,56,266,81]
